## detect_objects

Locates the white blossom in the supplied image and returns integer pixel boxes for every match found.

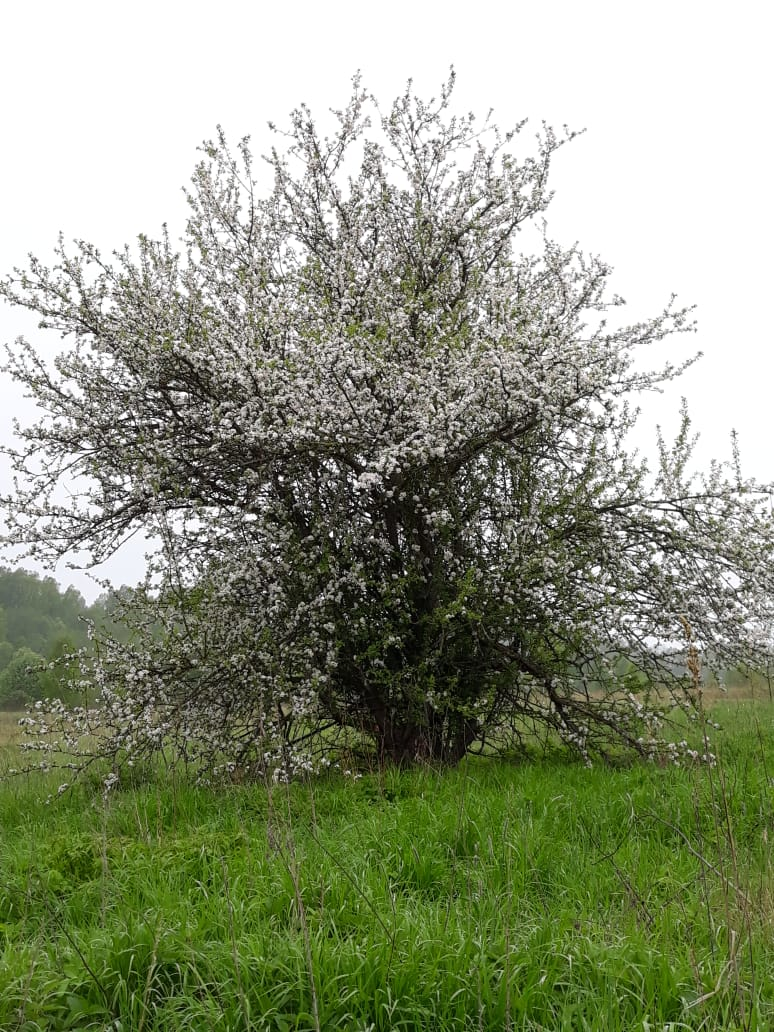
[2,72,773,782]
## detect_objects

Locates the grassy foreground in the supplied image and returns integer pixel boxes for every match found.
[0,701,773,1031]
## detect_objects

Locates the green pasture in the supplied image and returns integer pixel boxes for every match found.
[0,698,772,1030]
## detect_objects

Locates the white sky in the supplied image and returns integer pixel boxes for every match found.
[0,0,771,601]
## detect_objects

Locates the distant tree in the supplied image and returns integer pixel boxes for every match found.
[0,648,48,709]
[2,73,774,780]
[0,641,13,671]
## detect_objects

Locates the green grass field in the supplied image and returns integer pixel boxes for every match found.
[1,699,772,1031]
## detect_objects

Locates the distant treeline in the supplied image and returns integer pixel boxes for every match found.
[0,566,130,709]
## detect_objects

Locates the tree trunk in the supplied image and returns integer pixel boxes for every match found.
[375,712,478,767]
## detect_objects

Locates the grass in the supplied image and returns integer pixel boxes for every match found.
[0,697,772,1030]
[0,711,23,750]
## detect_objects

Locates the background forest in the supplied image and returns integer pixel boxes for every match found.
[0,567,127,709]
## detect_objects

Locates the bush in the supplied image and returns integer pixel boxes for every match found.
[0,649,48,709]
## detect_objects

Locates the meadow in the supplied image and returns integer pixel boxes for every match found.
[0,698,772,1031]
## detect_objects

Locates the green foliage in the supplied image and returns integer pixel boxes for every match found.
[0,567,86,670]
[0,641,12,670]
[0,568,85,652]
[0,647,48,709]
[0,567,134,705]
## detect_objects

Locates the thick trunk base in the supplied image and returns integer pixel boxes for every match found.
[375,718,478,768]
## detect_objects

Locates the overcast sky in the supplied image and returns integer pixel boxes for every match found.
[1,0,771,600]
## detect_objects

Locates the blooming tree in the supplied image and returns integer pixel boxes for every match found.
[3,73,774,782]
